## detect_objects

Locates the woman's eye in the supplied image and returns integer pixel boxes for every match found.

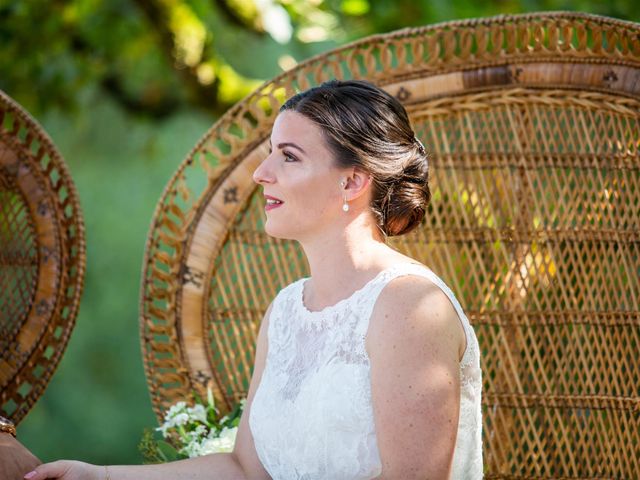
[283,151,297,162]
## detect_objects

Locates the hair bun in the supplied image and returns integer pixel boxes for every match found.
[381,149,431,237]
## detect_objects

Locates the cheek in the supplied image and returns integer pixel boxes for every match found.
[305,194,342,222]
[301,183,339,210]
[283,169,342,217]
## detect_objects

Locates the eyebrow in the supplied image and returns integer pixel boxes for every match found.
[270,141,307,155]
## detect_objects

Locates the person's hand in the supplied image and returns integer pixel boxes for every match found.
[23,460,101,480]
[0,433,41,480]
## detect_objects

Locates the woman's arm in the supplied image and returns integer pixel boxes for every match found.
[0,433,41,480]
[24,454,246,480]
[25,303,274,480]
[366,275,466,480]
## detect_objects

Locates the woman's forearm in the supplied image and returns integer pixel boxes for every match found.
[25,452,250,479]
[105,453,246,480]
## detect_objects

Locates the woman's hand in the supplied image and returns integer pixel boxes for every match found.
[24,460,102,480]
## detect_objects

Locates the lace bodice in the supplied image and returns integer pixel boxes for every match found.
[249,263,483,479]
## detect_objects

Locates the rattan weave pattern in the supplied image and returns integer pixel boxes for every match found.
[140,13,639,478]
[0,90,86,425]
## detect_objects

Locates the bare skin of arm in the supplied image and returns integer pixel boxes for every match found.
[0,434,41,480]
[24,304,274,480]
[366,276,466,480]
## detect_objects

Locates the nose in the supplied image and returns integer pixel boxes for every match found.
[253,154,275,185]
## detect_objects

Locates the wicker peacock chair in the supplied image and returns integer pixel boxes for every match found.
[0,90,86,425]
[140,12,640,478]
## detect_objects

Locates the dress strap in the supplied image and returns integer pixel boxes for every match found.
[356,263,474,363]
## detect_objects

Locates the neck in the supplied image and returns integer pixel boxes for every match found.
[296,212,392,308]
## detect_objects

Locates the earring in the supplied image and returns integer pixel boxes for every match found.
[340,180,349,212]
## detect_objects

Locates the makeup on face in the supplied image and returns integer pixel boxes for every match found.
[264,194,284,211]
[253,111,346,240]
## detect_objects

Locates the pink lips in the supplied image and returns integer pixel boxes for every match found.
[264,194,284,211]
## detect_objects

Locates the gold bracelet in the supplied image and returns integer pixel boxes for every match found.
[0,415,16,437]
[104,465,111,480]
[0,424,16,437]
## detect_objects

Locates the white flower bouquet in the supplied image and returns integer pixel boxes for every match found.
[139,389,246,463]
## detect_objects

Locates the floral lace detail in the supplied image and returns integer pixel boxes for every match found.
[249,264,483,480]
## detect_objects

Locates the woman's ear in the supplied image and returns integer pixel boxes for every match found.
[344,168,373,202]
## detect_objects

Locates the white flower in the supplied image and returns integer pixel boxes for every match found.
[171,412,190,427]
[191,424,207,439]
[218,427,238,444]
[155,423,170,438]
[157,402,188,437]
[198,430,237,454]
[165,401,187,419]
[181,427,237,457]
[183,438,204,458]
[187,404,208,424]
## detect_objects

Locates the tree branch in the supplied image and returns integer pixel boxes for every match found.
[133,0,220,109]
[212,0,266,34]
[132,0,259,116]
[101,74,181,119]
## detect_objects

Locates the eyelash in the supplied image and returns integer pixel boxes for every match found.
[283,151,297,162]
[267,148,298,163]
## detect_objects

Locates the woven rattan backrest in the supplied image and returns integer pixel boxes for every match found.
[0,91,85,424]
[140,13,640,478]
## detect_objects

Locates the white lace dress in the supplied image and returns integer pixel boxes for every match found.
[249,263,483,479]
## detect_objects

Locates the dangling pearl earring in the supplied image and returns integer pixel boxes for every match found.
[340,180,349,212]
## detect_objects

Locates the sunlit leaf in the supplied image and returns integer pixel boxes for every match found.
[341,0,370,16]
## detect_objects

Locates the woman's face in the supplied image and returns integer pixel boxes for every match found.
[253,110,348,240]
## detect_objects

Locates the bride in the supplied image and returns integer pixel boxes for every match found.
[24,79,482,480]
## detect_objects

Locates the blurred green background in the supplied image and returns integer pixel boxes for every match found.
[2,0,638,465]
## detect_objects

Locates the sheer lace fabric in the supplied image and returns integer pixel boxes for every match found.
[249,263,483,479]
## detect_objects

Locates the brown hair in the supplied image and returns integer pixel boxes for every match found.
[281,79,430,237]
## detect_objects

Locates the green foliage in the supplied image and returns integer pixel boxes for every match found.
[138,428,165,464]
[341,0,370,16]
[3,0,637,118]
[156,440,185,463]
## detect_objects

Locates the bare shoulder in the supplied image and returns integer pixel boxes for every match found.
[365,273,466,478]
[367,273,466,361]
